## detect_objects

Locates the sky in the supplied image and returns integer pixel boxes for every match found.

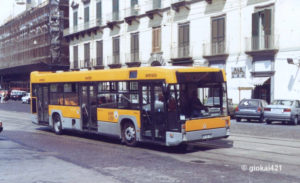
[0,0,27,26]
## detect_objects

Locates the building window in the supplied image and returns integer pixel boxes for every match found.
[113,37,120,64]
[73,11,78,27]
[84,43,90,68]
[96,40,103,66]
[113,0,119,21]
[96,1,102,25]
[84,6,89,23]
[131,32,139,62]
[73,46,78,69]
[252,8,273,50]
[178,22,189,57]
[211,16,225,55]
[152,27,161,53]
[153,0,161,9]
[131,0,138,15]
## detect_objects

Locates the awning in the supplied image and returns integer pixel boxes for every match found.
[251,77,270,86]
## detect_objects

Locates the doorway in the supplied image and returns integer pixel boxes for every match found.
[139,82,166,142]
[80,83,98,131]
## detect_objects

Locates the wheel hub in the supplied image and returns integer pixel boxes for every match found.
[125,126,135,141]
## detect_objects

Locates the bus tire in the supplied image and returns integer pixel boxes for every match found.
[53,113,63,135]
[122,121,137,147]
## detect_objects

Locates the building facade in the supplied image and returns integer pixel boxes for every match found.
[65,0,300,104]
[0,0,69,91]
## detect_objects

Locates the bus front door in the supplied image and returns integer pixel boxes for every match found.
[80,84,97,131]
[140,83,166,142]
[37,85,49,124]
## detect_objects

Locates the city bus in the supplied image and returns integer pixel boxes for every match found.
[30,66,230,146]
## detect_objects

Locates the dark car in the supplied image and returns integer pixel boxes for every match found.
[0,121,3,133]
[235,99,268,123]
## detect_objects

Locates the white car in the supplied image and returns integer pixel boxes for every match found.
[22,93,31,104]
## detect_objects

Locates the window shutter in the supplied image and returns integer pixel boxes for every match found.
[96,2,102,20]
[212,19,218,43]
[158,28,161,51]
[264,9,272,35]
[131,0,138,6]
[252,12,259,36]
[73,46,78,68]
[97,41,103,65]
[73,11,78,26]
[218,18,225,41]
[178,25,183,46]
[135,33,139,51]
[84,7,89,23]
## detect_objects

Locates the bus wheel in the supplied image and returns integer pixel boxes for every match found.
[53,114,62,135]
[122,122,137,147]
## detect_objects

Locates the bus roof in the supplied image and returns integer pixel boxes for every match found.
[30,66,226,84]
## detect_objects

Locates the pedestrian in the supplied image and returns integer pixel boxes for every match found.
[0,92,4,104]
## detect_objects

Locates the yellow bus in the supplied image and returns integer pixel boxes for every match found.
[30,66,230,146]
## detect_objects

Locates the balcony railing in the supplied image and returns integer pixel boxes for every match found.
[106,12,120,23]
[146,0,163,11]
[84,58,91,68]
[171,0,191,4]
[171,45,193,59]
[125,6,140,18]
[63,18,103,36]
[245,35,279,52]
[108,54,120,65]
[203,41,227,56]
[71,58,104,70]
[126,52,140,63]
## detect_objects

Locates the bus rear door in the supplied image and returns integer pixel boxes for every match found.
[140,82,166,142]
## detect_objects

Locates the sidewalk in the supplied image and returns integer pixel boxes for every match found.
[0,136,120,183]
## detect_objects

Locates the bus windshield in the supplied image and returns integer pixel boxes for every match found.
[168,82,228,119]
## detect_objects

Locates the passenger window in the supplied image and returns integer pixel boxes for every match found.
[64,83,78,106]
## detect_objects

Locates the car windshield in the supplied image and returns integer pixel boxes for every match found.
[239,100,259,107]
[272,100,293,106]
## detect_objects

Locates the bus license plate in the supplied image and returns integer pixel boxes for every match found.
[202,134,212,139]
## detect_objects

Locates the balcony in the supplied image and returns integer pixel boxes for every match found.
[124,6,140,25]
[171,0,191,12]
[146,0,163,19]
[170,45,193,65]
[106,12,121,29]
[63,18,103,39]
[203,41,229,61]
[108,55,121,69]
[125,52,141,67]
[71,58,104,70]
[245,35,279,57]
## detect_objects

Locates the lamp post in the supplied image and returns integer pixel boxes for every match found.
[287,58,300,67]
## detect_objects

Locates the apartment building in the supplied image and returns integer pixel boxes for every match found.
[64,0,300,104]
[0,0,69,91]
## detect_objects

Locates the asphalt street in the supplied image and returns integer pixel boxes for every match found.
[1,101,300,183]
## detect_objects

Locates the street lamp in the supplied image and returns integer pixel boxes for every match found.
[15,0,26,5]
[287,58,300,66]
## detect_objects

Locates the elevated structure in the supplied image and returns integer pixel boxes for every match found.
[0,0,69,91]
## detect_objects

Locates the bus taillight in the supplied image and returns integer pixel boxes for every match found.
[181,124,186,134]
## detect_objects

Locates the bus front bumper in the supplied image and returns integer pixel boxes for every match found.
[166,127,230,146]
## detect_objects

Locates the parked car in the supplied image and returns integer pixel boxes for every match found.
[235,99,268,123]
[204,97,235,117]
[22,93,31,104]
[10,90,26,100]
[264,99,300,125]
[0,121,3,133]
